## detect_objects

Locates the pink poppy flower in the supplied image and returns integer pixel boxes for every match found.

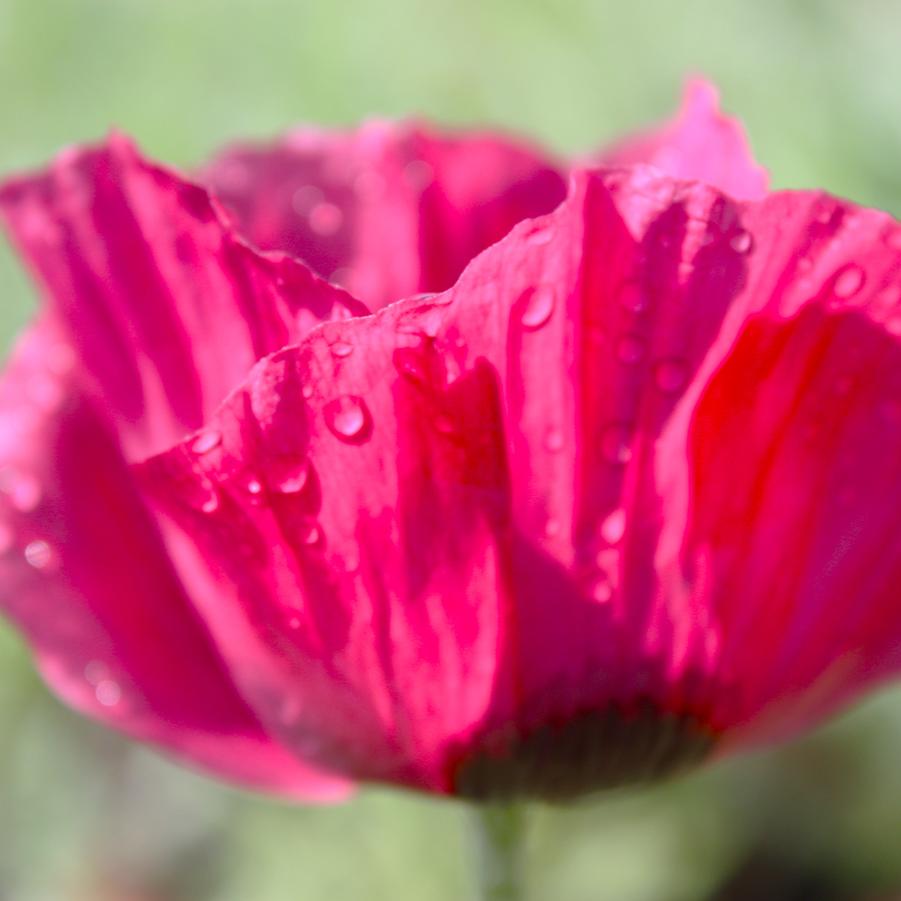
[1,80,899,803]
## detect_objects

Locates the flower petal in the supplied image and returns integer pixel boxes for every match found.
[0,321,351,801]
[602,78,769,200]
[0,135,366,460]
[202,123,568,310]
[138,164,901,792]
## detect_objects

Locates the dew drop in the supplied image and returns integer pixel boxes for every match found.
[191,430,221,455]
[729,230,753,254]
[309,201,343,236]
[654,358,688,393]
[288,616,301,630]
[590,579,613,603]
[246,477,263,497]
[8,473,41,513]
[302,384,314,400]
[600,425,633,464]
[544,517,562,538]
[331,341,354,358]
[326,396,369,441]
[619,281,647,313]
[544,427,564,452]
[616,334,645,365]
[95,679,122,707]
[600,507,626,544]
[832,264,865,299]
[274,459,310,495]
[24,539,56,571]
[301,521,322,546]
[520,286,556,330]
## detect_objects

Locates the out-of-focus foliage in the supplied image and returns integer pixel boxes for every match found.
[1,1,900,898]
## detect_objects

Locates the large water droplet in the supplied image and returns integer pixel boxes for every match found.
[590,578,613,603]
[24,539,56,571]
[654,358,688,393]
[600,508,626,544]
[302,384,314,400]
[325,396,369,441]
[600,425,633,464]
[520,286,556,330]
[191,430,221,455]
[331,341,354,359]
[832,264,865,298]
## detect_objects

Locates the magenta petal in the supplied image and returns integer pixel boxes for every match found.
[0,135,366,459]
[603,79,769,200]
[0,321,351,801]
[139,163,901,794]
[203,123,567,310]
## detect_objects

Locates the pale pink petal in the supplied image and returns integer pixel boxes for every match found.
[0,320,351,801]
[602,78,769,200]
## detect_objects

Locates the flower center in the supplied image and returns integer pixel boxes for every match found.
[453,703,715,802]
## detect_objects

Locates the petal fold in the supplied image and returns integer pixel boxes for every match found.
[0,135,366,460]
[0,321,351,801]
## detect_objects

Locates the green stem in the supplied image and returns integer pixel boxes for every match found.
[468,803,526,901]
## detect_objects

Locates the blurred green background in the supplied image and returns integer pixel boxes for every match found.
[2,1,901,898]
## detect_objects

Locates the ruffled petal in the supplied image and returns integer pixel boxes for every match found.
[0,135,366,460]
[202,123,567,310]
[0,321,351,801]
[602,78,769,201]
[139,164,901,792]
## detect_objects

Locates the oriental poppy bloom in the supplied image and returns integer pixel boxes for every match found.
[1,81,900,803]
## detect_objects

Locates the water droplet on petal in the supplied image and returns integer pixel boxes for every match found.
[9,474,41,513]
[288,616,301,630]
[616,334,645,365]
[24,539,56,571]
[301,521,322,546]
[331,341,354,358]
[600,425,633,464]
[95,679,122,707]
[590,579,613,603]
[274,459,309,495]
[600,508,626,544]
[832,264,865,298]
[309,202,343,236]
[544,517,561,538]
[325,396,369,441]
[729,230,753,254]
[619,281,648,313]
[544,427,564,452]
[191,430,222,455]
[520,286,556,330]
[654,358,688,393]
[302,384,314,400]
